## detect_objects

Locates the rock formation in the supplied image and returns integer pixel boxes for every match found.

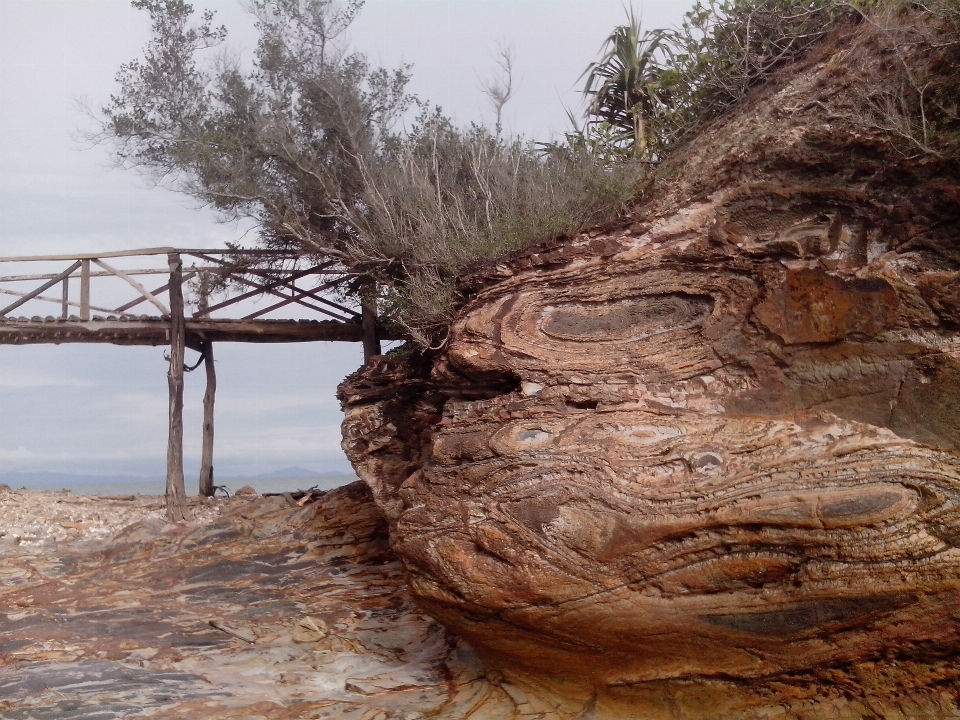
[1,486,500,719]
[341,13,960,719]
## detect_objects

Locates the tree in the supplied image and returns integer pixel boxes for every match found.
[581,9,671,160]
[99,0,413,264]
[91,0,644,344]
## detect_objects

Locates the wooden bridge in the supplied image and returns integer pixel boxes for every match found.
[0,248,400,518]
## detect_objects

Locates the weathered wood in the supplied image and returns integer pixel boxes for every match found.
[240,275,357,320]
[0,248,301,262]
[92,258,170,315]
[199,340,216,498]
[61,277,68,320]
[0,288,135,317]
[0,317,402,345]
[192,260,335,317]
[0,260,82,317]
[79,260,90,321]
[0,247,180,262]
[114,271,197,313]
[0,267,346,283]
[361,281,381,364]
[165,253,187,521]
[2,268,186,283]
[240,278,353,322]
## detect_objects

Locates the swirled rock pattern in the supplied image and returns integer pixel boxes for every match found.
[341,18,960,720]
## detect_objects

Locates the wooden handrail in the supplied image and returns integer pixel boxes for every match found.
[0,260,82,316]
[0,248,304,262]
[0,267,347,283]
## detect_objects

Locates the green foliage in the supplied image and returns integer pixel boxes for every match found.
[582,0,960,162]
[580,0,845,161]
[842,0,960,160]
[581,9,673,160]
[658,0,844,145]
[95,1,643,345]
[103,0,414,263]
[352,111,643,343]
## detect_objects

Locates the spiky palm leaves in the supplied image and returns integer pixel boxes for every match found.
[581,10,671,160]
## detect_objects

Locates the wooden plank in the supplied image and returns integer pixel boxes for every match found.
[0,260,82,317]
[177,248,302,258]
[0,318,405,344]
[0,247,178,262]
[114,271,197,313]
[165,253,187,521]
[0,268,347,282]
[0,288,135,317]
[199,340,216,498]
[0,268,192,283]
[227,276,345,318]
[192,260,335,317]
[267,275,359,318]
[0,248,304,263]
[80,260,90,321]
[61,277,68,320]
[93,258,170,315]
[241,282,353,322]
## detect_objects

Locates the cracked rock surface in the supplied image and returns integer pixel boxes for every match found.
[0,484,566,719]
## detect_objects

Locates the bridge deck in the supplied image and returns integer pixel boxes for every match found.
[0,315,402,345]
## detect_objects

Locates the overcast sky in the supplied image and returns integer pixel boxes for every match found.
[0,0,694,484]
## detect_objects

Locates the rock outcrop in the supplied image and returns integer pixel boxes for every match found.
[1,486,520,719]
[341,14,960,719]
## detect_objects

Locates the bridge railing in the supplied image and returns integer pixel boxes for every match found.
[0,248,360,324]
[0,247,388,516]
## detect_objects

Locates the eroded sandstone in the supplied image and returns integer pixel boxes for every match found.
[341,16,960,719]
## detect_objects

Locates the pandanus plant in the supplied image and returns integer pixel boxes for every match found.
[581,9,671,160]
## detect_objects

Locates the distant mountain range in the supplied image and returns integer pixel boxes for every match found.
[253,466,328,479]
[0,466,356,488]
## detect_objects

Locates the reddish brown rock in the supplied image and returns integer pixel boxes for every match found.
[341,15,960,719]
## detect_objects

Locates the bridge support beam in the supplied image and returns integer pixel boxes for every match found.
[361,281,381,364]
[165,253,187,521]
[199,340,216,497]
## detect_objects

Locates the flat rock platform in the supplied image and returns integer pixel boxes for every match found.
[0,484,543,719]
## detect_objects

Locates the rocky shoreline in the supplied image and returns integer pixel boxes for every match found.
[0,487,221,551]
[0,484,558,719]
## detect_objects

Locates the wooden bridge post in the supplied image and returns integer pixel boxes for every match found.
[165,253,187,521]
[61,277,69,320]
[199,340,216,497]
[360,279,381,364]
[79,259,90,321]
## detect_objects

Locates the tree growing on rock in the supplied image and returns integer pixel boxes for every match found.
[90,0,644,346]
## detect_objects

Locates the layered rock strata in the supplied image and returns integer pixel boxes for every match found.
[3,485,569,720]
[341,16,960,718]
